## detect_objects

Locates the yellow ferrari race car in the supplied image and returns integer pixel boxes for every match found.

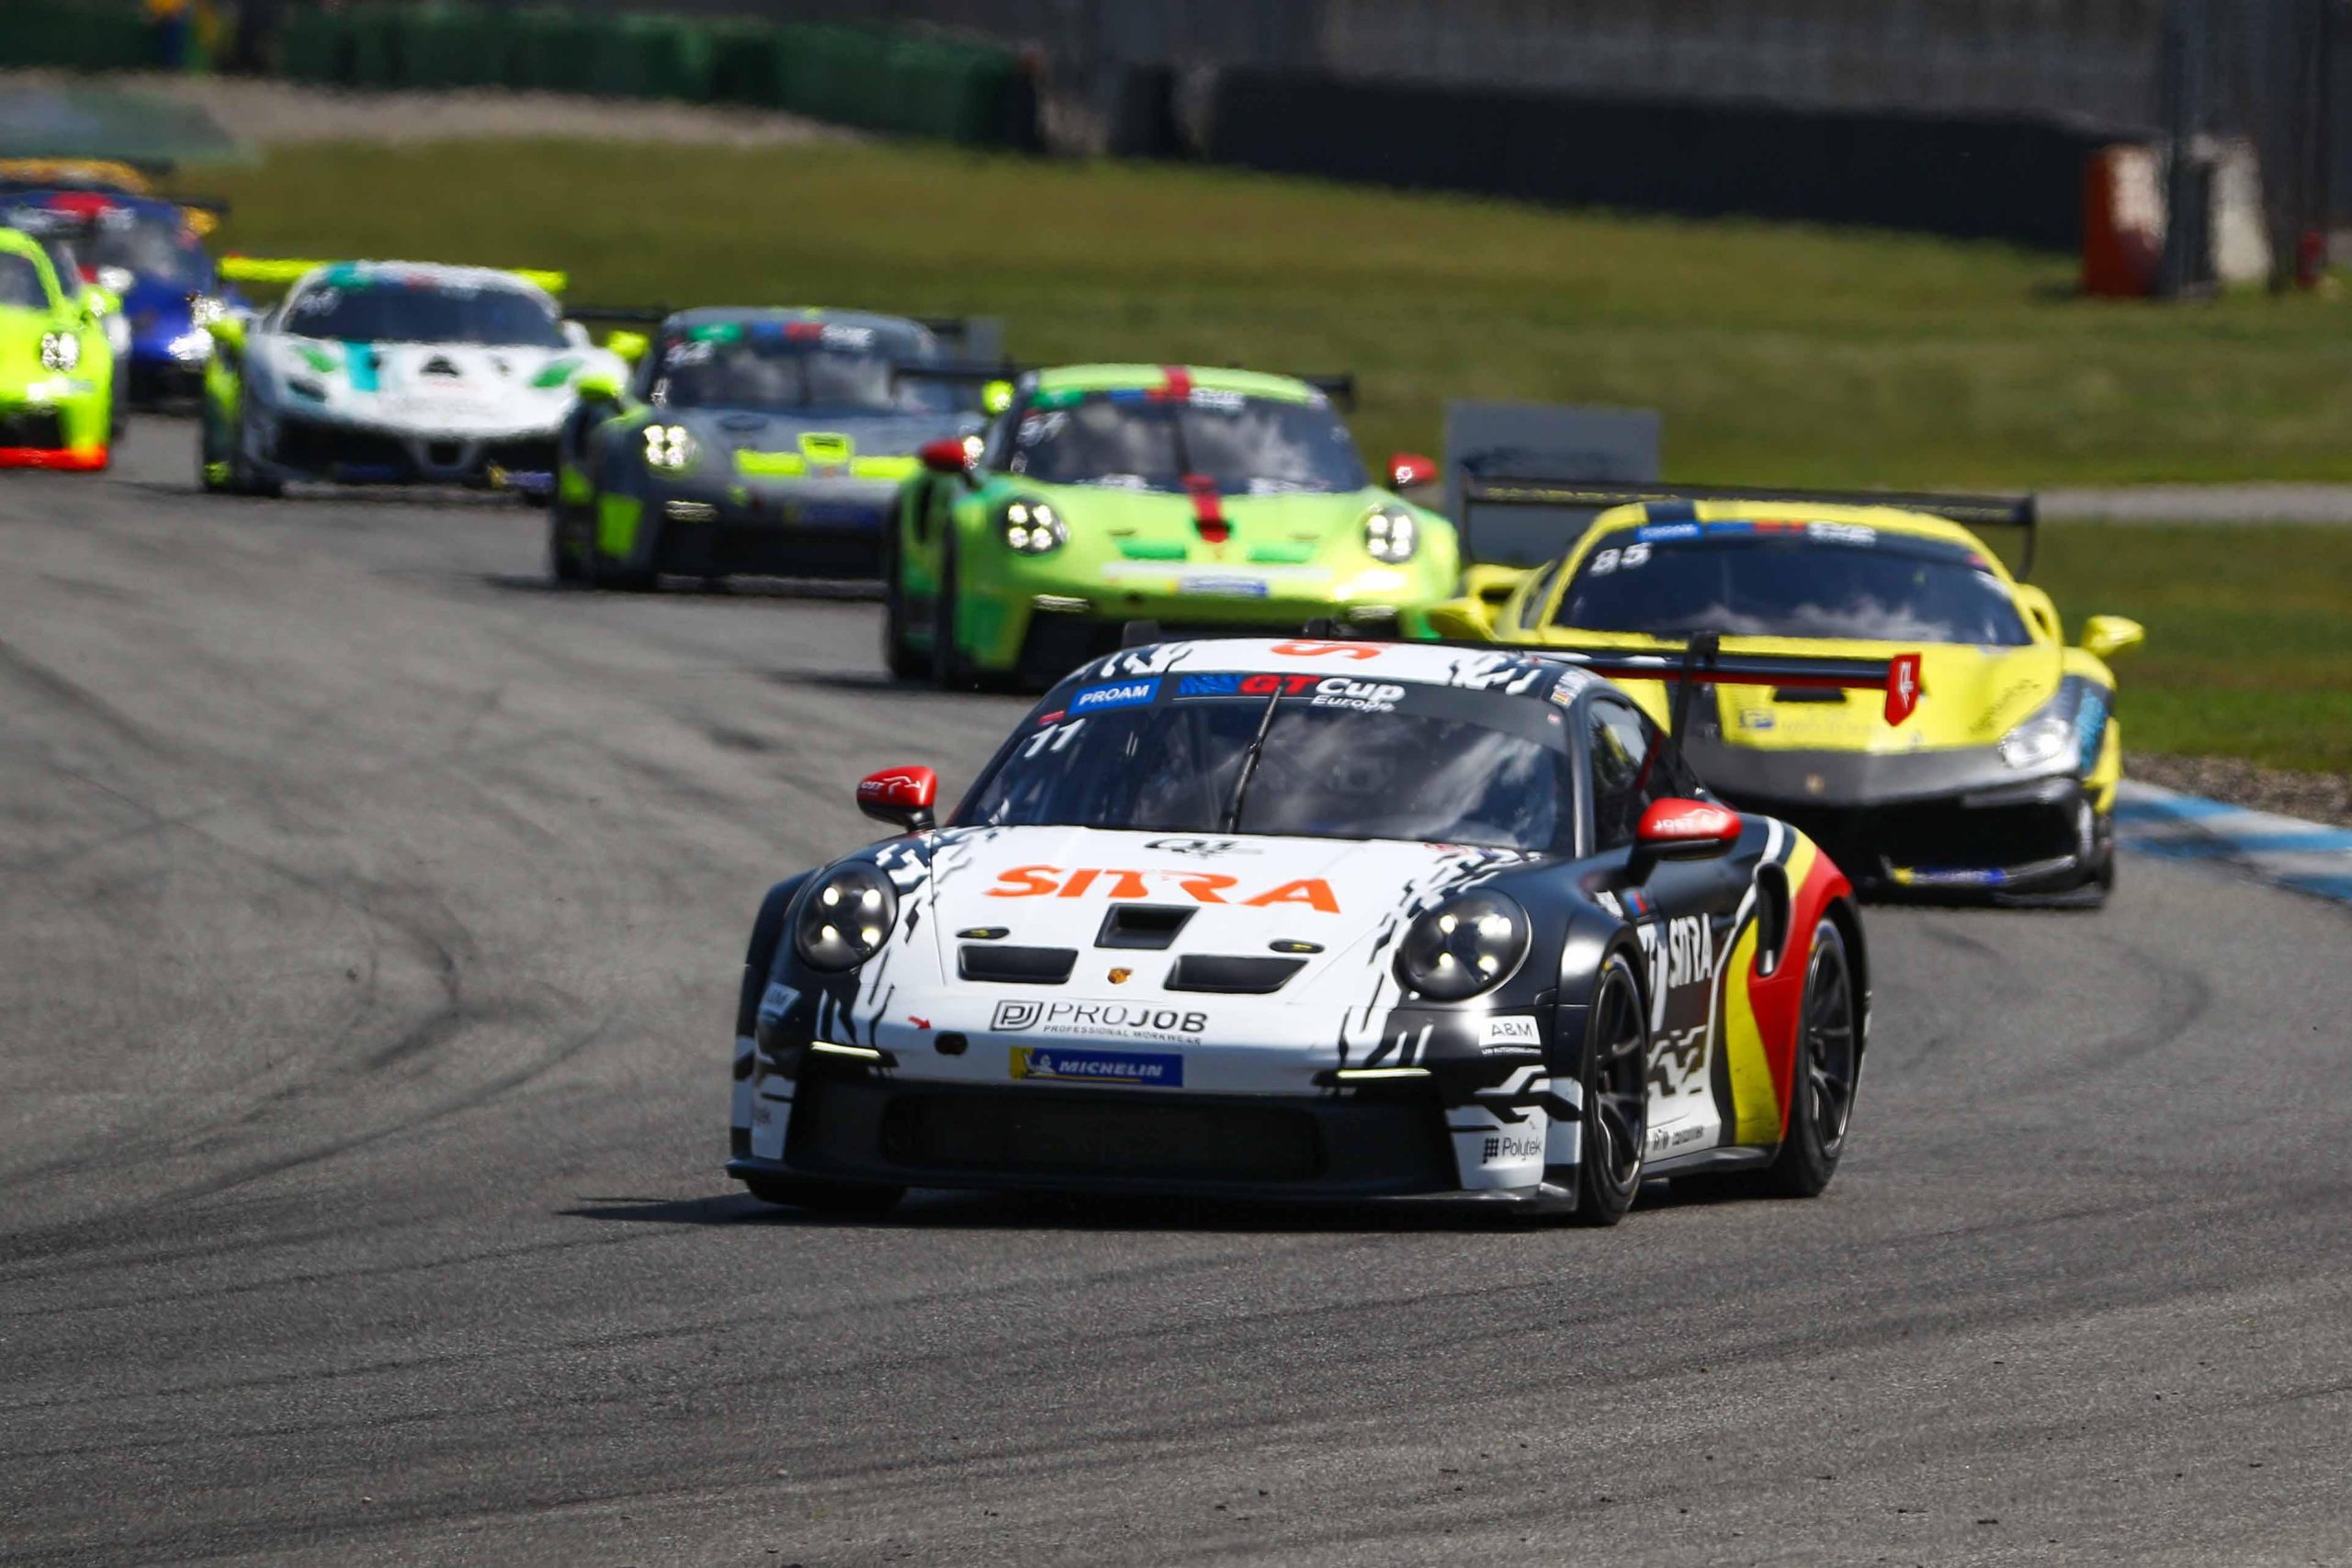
[1415,481,2144,905]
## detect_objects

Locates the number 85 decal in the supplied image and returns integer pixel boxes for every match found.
[1587,543,1652,576]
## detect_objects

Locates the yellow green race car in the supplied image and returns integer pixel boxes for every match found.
[0,225,116,470]
[886,364,1456,687]
[1416,481,2144,905]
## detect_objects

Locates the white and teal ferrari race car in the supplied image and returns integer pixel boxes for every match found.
[198,259,628,496]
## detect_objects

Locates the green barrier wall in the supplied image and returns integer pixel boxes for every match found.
[35,3,1041,149]
[1,0,153,72]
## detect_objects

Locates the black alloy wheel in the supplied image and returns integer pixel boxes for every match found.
[1574,950,1649,1225]
[1759,918,1859,1197]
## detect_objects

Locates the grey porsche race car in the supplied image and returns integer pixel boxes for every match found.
[728,634,1881,1222]
[548,308,1001,589]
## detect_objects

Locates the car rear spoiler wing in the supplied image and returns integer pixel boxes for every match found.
[1535,633,1923,728]
[216,257,571,296]
[1459,476,2040,578]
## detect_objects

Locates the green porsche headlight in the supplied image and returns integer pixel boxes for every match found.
[1001,499,1065,555]
[1364,507,1418,564]
[39,331,80,372]
[642,423,697,472]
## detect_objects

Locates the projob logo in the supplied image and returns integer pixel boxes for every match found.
[990,998,1210,1040]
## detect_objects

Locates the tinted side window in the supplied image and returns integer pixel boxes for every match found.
[1587,699,1672,850]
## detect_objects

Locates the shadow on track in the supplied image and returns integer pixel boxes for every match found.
[563,1189,1623,1235]
[482,573,882,602]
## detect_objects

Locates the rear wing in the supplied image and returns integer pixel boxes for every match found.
[215,257,571,296]
[895,359,1024,414]
[1461,476,2041,579]
[1295,373,1355,411]
[1536,636,1920,728]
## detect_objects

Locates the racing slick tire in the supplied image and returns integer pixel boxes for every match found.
[202,400,282,499]
[742,1172,906,1217]
[547,500,584,584]
[929,530,976,690]
[1754,918,1860,1198]
[1572,950,1649,1226]
[879,528,927,681]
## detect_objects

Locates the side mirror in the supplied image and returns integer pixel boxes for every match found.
[206,312,245,354]
[920,436,974,477]
[982,378,1013,415]
[1388,452,1439,491]
[2079,614,2144,661]
[605,329,650,365]
[561,320,593,349]
[1633,798,1741,866]
[573,370,623,406]
[856,765,938,833]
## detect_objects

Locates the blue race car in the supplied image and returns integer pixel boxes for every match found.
[0,189,232,402]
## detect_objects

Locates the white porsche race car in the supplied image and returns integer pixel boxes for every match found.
[198,259,627,496]
[729,635,1881,1224]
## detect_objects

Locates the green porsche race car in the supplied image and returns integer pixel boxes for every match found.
[885,364,1457,687]
[0,224,116,470]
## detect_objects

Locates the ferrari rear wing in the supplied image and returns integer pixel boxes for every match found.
[1460,476,2040,578]
[215,256,571,295]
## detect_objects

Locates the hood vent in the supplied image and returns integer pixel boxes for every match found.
[419,355,462,378]
[1094,904,1195,951]
[958,944,1076,985]
[1165,954,1307,995]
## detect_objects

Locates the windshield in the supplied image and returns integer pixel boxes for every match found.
[1004,390,1368,495]
[85,214,209,288]
[650,321,948,413]
[961,682,1573,852]
[281,280,565,347]
[1557,523,2031,647]
[0,251,49,309]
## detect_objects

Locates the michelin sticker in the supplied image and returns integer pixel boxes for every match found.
[1010,1045,1184,1087]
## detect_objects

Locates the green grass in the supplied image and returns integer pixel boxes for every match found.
[178,139,2352,489]
[2037,525,2352,773]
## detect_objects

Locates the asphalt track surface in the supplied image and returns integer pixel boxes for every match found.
[5,421,2350,1568]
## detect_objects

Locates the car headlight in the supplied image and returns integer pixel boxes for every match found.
[793,863,899,973]
[189,294,227,328]
[1396,890,1530,1002]
[1001,498,1065,555]
[642,423,697,472]
[1363,507,1419,564]
[39,331,79,372]
[1997,713,2075,772]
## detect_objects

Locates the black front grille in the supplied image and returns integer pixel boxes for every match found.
[1165,954,1307,994]
[481,436,556,472]
[274,416,411,474]
[957,944,1077,984]
[1775,794,2079,879]
[881,1093,1321,1182]
[0,411,65,448]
